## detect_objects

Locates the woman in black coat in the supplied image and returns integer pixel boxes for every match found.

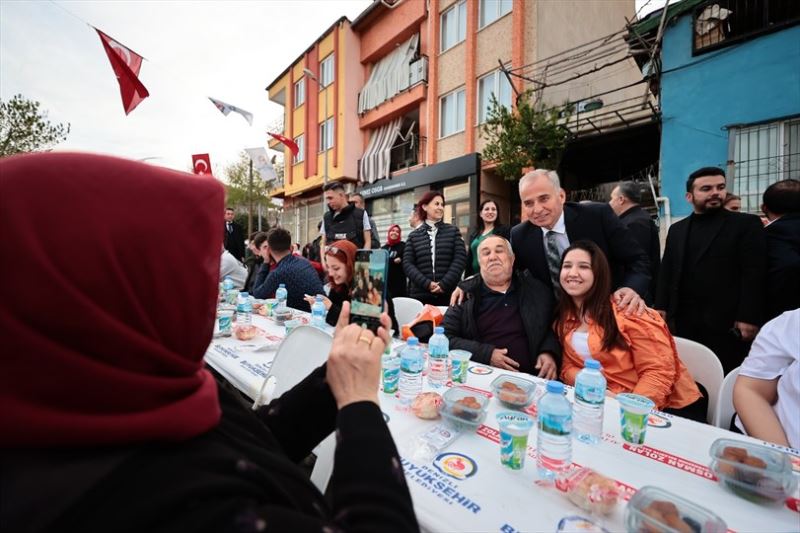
[402,190,467,306]
[465,199,510,277]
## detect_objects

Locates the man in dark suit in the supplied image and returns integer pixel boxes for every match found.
[609,181,661,303]
[656,167,766,373]
[223,207,246,262]
[761,178,800,320]
[452,170,651,314]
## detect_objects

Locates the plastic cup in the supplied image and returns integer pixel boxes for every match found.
[617,393,655,445]
[217,309,234,336]
[225,289,239,305]
[497,412,533,470]
[449,349,471,384]
[284,318,301,335]
[263,298,278,316]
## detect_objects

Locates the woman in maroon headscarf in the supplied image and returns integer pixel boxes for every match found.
[0,153,417,532]
[383,224,407,300]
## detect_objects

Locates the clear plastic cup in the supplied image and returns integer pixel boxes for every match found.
[217,309,234,336]
[497,412,533,470]
[617,393,654,445]
[449,349,471,384]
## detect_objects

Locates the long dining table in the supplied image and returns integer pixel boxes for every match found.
[204,309,800,533]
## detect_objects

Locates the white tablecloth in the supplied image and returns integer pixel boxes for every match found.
[204,312,800,532]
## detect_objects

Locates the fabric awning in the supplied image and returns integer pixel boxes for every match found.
[358,33,420,115]
[359,118,402,184]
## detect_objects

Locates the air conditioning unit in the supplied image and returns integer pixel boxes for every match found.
[409,57,428,86]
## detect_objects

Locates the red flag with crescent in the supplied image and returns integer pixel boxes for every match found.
[268,132,299,157]
[192,154,212,175]
[95,28,149,115]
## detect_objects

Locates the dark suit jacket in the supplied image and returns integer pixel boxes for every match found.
[509,202,651,297]
[619,205,661,303]
[656,209,766,330]
[224,222,246,261]
[765,213,800,320]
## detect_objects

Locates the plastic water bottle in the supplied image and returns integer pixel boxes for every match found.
[382,345,400,395]
[573,359,606,445]
[222,276,234,292]
[536,380,572,482]
[237,291,253,325]
[311,296,326,327]
[427,326,449,388]
[276,283,288,310]
[398,337,424,407]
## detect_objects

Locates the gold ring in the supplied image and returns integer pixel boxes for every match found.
[358,334,372,345]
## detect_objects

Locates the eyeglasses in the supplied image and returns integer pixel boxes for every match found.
[325,245,345,256]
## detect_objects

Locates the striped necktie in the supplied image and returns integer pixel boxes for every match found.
[545,230,562,295]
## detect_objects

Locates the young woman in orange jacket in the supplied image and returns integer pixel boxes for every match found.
[555,240,706,422]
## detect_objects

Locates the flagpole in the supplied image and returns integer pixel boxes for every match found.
[248,159,254,237]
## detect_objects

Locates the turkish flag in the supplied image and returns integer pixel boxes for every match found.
[96,28,149,115]
[268,132,299,157]
[192,154,212,175]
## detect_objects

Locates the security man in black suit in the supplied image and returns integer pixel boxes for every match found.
[609,181,661,304]
[452,169,650,316]
[223,207,246,262]
[656,167,766,374]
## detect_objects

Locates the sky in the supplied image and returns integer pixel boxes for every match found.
[1,0,665,176]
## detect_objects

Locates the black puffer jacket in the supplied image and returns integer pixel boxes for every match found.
[402,221,467,305]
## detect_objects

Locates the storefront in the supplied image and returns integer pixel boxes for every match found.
[280,194,324,248]
[357,153,480,242]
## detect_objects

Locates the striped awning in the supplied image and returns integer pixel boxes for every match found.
[359,118,402,184]
[358,33,420,115]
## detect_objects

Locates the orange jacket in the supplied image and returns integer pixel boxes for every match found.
[559,301,701,410]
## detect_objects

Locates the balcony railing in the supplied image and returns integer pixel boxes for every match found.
[357,133,427,182]
[693,0,800,54]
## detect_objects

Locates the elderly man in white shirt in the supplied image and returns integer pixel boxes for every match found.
[733,309,799,450]
[220,246,248,290]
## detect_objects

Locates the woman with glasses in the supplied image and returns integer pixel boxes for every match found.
[402,191,467,307]
[465,199,510,277]
[304,241,399,331]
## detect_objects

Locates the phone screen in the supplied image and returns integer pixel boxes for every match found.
[349,249,388,331]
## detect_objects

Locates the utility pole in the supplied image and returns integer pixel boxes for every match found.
[247,159,254,236]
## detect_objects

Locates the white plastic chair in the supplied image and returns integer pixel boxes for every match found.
[252,325,337,492]
[674,336,724,424]
[436,305,449,317]
[714,367,741,429]
[393,296,424,327]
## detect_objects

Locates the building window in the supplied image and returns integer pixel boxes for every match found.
[294,78,305,107]
[479,0,512,29]
[693,0,800,55]
[439,88,466,138]
[293,134,305,164]
[440,0,467,52]
[319,117,334,152]
[729,118,800,213]
[477,69,512,124]
[320,54,335,87]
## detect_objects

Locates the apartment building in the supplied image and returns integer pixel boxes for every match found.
[268,0,649,246]
[266,17,362,246]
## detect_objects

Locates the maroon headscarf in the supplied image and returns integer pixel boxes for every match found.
[386,224,402,246]
[0,153,223,447]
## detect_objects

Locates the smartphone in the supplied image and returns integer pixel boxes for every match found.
[349,249,389,333]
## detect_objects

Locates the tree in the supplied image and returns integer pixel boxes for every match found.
[0,94,70,157]
[480,91,573,180]
[223,151,279,234]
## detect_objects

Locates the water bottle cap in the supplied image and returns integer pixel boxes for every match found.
[584,359,601,370]
[239,292,249,297]
[315,295,323,302]
[434,326,444,334]
[407,337,419,346]
[546,380,564,394]
[224,276,231,280]
[279,283,285,288]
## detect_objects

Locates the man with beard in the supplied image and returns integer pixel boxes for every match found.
[656,167,766,373]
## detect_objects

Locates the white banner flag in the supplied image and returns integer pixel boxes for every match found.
[208,96,254,126]
[246,147,278,182]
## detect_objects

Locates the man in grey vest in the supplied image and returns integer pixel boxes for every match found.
[320,183,372,266]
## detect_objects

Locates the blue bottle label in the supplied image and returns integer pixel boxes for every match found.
[575,383,605,405]
[539,413,572,436]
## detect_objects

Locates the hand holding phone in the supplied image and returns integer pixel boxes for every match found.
[349,249,388,333]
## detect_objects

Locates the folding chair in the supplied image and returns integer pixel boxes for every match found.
[393,296,424,327]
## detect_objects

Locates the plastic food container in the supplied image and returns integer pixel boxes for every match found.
[491,374,537,409]
[709,438,797,505]
[273,308,293,325]
[439,386,489,430]
[625,486,727,533]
